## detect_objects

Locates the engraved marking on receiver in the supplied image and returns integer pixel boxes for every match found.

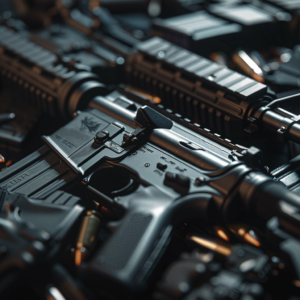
[160,156,176,165]
[4,172,30,189]
[143,146,153,153]
[176,166,187,172]
[55,134,76,149]
[154,170,163,176]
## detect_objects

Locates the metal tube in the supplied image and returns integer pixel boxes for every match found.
[289,123,300,144]
[89,96,137,129]
[261,110,300,144]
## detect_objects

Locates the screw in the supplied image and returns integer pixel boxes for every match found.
[195,176,206,186]
[279,126,286,132]
[145,163,150,167]
[157,50,165,59]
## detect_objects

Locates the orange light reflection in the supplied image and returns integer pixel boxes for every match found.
[5,160,12,167]
[75,249,82,266]
[190,236,232,256]
[216,229,229,241]
[244,233,260,247]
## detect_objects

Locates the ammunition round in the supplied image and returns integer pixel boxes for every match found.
[75,210,101,266]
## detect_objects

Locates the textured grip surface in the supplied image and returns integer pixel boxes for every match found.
[81,187,173,294]
[97,213,152,270]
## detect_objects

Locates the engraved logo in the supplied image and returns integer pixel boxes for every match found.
[80,117,101,133]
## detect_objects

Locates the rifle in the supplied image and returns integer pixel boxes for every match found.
[1,90,299,298]
[126,37,300,144]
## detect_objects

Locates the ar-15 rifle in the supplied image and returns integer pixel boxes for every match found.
[0,23,115,118]
[2,18,274,168]
[0,89,299,298]
[1,20,299,157]
[126,37,300,144]
[0,18,129,164]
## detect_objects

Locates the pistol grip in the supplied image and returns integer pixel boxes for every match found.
[79,188,214,297]
[80,187,173,296]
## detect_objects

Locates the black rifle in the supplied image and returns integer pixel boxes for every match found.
[1,91,299,298]
[0,24,111,118]
[126,37,300,144]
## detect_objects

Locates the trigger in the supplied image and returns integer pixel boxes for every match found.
[111,178,137,196]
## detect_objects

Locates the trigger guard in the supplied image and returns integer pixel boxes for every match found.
[111,178,137,196]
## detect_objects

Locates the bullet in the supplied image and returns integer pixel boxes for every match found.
[227,223,261,248]
[189,235,232,257]
[233,50,264,83]
[75,211,101,266]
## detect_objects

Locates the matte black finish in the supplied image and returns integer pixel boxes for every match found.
[0,24,111,118]
[126,37,271,138]
[127,37,300,145]
[152,4,288,56]
[1,92,299,298]
[1,2,300,299]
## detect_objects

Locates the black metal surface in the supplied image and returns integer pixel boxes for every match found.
[0,1,300,299]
